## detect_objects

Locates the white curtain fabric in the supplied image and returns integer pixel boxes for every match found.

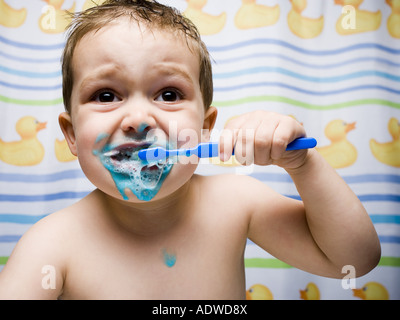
[0,0,399,300]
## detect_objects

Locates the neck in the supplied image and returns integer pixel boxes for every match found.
[97,179,194,237]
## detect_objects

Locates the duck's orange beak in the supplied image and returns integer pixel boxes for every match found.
[345,122,356,133]
[36,121,47,132]
[299,289,307,300]
[245,290,251,300]
[352,288,365,300]
[334,0,343,5]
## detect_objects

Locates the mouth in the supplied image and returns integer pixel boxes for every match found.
[102,141,172,190]
[104,143,152,163]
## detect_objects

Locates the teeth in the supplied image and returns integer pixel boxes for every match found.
[105,145,152,162]
[103,150,120,157]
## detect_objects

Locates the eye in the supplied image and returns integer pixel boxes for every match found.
[92,90,120,103]
[155,89,182,103]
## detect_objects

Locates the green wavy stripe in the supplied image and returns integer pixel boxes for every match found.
[378,256,400,267]
[244,257,400,268]
[213,96,400,110]
[245,258,293,268]
[0,94,63,106]
[0,256,8,265]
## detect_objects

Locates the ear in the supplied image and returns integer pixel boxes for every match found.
[202,106,217,141]
[58,112,77,156]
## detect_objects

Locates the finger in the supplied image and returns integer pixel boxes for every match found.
[219,127,236,161]
[271,117,306,160]
[219,115,248,161]
[234,127,255,166]
[253,119,276,165]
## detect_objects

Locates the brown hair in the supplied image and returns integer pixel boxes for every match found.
[61,0,213,113]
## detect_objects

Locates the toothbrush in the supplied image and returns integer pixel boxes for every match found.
[138,137,317,162]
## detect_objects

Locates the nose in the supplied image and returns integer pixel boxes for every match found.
[120,101,156,134]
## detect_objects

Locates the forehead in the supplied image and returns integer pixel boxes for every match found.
[73,18,199,69]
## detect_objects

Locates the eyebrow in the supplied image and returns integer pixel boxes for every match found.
[78,62,195,92]
[79,66,120,91]
[152,63,195,85]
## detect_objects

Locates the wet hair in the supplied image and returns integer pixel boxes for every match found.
[61,0,213,113]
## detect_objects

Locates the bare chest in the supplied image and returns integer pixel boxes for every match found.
[61,226,246,299]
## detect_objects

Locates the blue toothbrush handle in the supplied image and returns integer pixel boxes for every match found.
[285,137,317,151]
[200,137,316,158]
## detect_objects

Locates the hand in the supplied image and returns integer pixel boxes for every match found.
[219,111,308,169]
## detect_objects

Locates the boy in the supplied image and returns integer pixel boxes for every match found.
[0,0,380,299]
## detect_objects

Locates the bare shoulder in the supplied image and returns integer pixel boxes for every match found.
[0,198,87,299]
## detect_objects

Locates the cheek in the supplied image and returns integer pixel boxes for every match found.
[169,116,205,149]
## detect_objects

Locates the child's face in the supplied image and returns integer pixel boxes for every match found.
[60,19,216,202]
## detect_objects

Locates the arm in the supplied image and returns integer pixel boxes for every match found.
[220,111,381,278]
[284,149,381,277]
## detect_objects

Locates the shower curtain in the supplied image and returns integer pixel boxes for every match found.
[0,0,399,300]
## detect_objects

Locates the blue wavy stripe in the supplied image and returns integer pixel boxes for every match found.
[0,35,64,50]
[0,235,21,243]
[215,53,400,69]
[208,39,400,55]
[0,50,60,63]
[358,194,400,202]
[0,65,61,78]
[0,191,90,202]
[342,174,400,184]
[370,215,400,224]
[250,173,400,184]
[0,213,47,224]
[379,235,400,244]
[286,194,400,202]
[0,80,62,91]
[214,82,400,96]
[214,67,400,83]
[0,169,85,183]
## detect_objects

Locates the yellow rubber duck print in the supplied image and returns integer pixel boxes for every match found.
[55,139,77,162]
[0,0,27,28]
[39,0,76,34]
[246,284,273,300]
[316,120,357,169]
[287,0,324,39]
[0,116,47,166]
[335,0,381,35]
[183,0,226,35]
[353,282,389,300]
[370,117,400,168]
[300,282,320,300]
[82,0,106,11]
[386,0,400,38]
[234,0,280,30]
